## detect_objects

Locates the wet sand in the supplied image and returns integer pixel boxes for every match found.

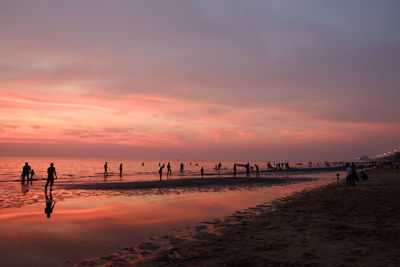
[77,168,400,266]
[62,177,316,191]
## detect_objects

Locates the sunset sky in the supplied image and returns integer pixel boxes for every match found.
[1,1,399,160]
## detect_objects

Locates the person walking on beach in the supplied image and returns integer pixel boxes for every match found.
[351,162,358,183]
[345,164,354,186]
[45,163,57,191]
[21,162,31,181]
[167,162,172,178]
[104,162,108,176]
[159,164,165,181]
[201,166,204,178]
[119,163,123,176]
[254,164,260,177]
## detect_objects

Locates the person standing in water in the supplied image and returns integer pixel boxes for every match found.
[200,166,205,178]
[233,163,237,176]
[45,163,57,191]
[254,164,260,177]
[167,162,172,178]
[119,163,123,176]
[30,169,35,181]
[104,162,108,176]
[159,164,165,181]
[21,162,31,181]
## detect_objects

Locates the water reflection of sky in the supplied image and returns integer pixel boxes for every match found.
[0,171,342,266]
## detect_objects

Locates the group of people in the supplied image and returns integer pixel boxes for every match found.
[345,162,368,186]
[21,162,35,181]
[21,162,57,191]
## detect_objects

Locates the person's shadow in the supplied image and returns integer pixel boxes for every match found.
[45,192,56,219]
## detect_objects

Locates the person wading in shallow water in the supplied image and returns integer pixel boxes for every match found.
[45,163,57,191]
[21,162,31,181]
[159,164,165,181]
[254,164,260,177]
[167,162,172,178]
[119,163,123,176]
[104,162,108,176]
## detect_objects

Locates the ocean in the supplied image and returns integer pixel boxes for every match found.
[0,157,341,183]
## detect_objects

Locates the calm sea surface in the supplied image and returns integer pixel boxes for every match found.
[0,157,339,183]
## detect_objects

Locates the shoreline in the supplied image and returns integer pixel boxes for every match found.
[62,176,317,191]
[77,168,400,266]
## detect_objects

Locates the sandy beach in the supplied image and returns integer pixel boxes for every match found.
[77,167,400,266]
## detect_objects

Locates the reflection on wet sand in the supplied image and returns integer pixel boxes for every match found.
[45,192,56,219]
[0,171,342,266]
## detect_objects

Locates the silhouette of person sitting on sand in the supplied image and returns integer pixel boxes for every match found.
[45,163,57,191]
[119,163,123,176]
[104,162,108,176]
[21,162,31,181]
[159,164,165,181]
[45,192,56,219]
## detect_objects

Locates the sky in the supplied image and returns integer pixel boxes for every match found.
[0,0,399,160]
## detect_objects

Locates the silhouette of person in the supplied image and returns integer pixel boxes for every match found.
[345,163,354,186]
[30,169,35,181]
[245,162,250,177]
[21,162,31,181]
[119,163,123,176]
[254,164,260,177]
[142,162,145,166]
[104,162,108,176]
[45,192,56,219]
[180,163,184,172]
[233,163,237,176]
[45,163,57,191]
[159,164,165,181]
[201,166,204,177]
[167,162,172,178]
[351,162,358,182]
[217,162,222,174]
[336,173,340,181]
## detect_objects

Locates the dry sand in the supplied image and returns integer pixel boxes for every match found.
[77,168,400,266]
